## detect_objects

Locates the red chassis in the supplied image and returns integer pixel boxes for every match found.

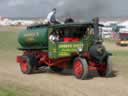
[17,51,107,73]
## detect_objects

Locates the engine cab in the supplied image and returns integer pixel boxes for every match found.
[48,23,94,59]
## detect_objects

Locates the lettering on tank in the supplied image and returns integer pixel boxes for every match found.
[24,32,39,43]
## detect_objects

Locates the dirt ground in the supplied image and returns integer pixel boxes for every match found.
[0,60,128,96]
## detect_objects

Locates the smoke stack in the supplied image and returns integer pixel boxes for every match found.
[93,17,99,39]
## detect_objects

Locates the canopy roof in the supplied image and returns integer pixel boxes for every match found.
[27,22,103,29]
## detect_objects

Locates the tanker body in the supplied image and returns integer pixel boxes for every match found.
[18,25,48,50]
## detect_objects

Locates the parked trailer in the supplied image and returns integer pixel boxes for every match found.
[17,18,112,80]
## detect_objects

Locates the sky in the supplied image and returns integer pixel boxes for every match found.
[0,0,128,20]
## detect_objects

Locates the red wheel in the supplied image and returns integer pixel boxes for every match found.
[20,56,36,74]
[74,60,83,78]
[20,60,29,73]
[98,56,112,77]
[73,57,88,80]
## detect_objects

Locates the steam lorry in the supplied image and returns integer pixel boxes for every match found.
[17,18,112,80]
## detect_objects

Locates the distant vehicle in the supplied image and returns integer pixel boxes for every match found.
[116,33,128,46]
[16,18,112,80]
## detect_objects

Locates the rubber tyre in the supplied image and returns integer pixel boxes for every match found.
[50,66,64,73]
[98,56,112,77]
[20,55,36,74]
[73,57,88,80]
[105,56,113,77]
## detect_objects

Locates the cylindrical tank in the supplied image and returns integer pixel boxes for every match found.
[18,26,48,49]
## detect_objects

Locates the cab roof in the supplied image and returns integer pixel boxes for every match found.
[50,23,95,28]
[27,22,103,29]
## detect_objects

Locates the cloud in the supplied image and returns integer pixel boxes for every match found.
[8,0,25,7]
[56,1,64,7]
[0,0,128,18]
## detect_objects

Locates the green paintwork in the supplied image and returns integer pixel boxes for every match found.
[18,26,48,49]
[57,42,83,57]
[83,35,94,51]
[48,35,94,59]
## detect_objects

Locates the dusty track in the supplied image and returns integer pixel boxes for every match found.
[0,58,128,96]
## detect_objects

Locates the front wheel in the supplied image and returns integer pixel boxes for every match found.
[73,57,88,80]
[98,56,113,77]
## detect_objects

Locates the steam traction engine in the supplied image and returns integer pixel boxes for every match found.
[17,18,112,80]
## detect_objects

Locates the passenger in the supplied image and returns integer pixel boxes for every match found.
[49,31,60,43]
[87,27,94,35]
[55,31,60,42]
[47,8,60,24]
[58,30,64,41]
[83,29,87,38]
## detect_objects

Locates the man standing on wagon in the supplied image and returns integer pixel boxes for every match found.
[47,8,60,24]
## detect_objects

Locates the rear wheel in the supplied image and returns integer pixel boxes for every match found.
[20,55,36,74]
[50,66,64,73]
[73,57,88,80]
[98,56,112,77]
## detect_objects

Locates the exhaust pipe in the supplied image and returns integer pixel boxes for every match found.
[93,17,99,39]
[93,17,103,44]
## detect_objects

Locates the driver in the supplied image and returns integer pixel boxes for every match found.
[49,31,60,43]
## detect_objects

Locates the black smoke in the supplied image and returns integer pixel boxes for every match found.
[56,0,111,21]
[0,0,128,18]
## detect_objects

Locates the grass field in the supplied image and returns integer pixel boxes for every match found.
[0,32,20,61]
[0,28,128,96]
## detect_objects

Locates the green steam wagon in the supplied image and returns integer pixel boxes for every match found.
[17,18,112,80]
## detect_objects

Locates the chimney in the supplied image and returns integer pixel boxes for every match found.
[93,17,99,39]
